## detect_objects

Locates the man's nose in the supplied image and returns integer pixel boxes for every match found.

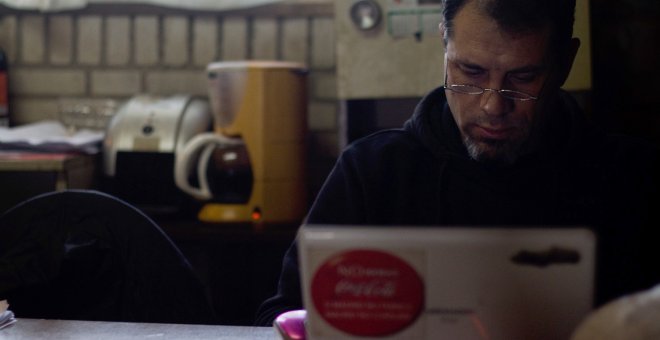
[480,89,511,116]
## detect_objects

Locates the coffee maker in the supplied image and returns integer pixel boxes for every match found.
[175,61,308,224]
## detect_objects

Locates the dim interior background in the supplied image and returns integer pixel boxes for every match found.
[1,0,659,326]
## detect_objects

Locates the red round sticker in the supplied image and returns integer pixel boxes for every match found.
[311,249,424,337]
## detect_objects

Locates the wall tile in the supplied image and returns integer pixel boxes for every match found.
[221,17,248,61]
[10,98,60,124]
[311,71,337,99]
[252,17,278,60]
[105,16,131,66]
[193,16,218,66]
[91,70,141,96]
[282,18,308,64]
[311,17,335,69]
[163,16,188,66]
[48,15,73,65]
[145,70,207,95]
[77,16,102,65]
[308,100,337,131]
[134,16,159,66]
[0,16,18,62]
[11,68,85,95]
[20,16,45,64]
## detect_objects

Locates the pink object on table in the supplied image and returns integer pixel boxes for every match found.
[273,310,307,340]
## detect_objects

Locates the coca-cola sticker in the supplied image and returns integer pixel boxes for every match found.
[311,249,424,337]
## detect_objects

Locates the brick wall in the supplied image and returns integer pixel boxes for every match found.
[0,3,339,198]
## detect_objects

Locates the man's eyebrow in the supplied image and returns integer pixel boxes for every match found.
[451,58,486,70]
[451,57,545,74]
[508,65,546,74]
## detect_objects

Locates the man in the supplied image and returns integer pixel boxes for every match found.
[255,0,660,326]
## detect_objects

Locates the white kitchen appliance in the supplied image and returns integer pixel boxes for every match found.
[102,94,212,210]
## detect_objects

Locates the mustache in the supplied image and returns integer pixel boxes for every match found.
[472,113,530,129]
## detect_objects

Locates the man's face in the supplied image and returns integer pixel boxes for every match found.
[444,2,552,164]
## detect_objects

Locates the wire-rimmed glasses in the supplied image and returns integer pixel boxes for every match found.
[443,61,539,101]
[444,84,538,101]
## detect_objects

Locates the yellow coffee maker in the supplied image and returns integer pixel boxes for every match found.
[175,61,308,225]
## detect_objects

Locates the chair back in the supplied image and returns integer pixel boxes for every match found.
[0,190,217,324]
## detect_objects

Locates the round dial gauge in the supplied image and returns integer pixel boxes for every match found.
[350,0,382,31]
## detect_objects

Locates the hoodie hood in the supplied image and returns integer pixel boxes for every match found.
[402,86,597,226]
[403,87,462,159]
[403,86,591,164]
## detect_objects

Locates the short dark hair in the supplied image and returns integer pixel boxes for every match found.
[442,0,576,54]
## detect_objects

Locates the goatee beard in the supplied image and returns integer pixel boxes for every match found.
[463,135,525,166]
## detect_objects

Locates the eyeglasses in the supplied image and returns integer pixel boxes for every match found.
[443,60,539,102]
[444,84,538,101]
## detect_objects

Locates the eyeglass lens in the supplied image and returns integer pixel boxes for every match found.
[446,85,536,100]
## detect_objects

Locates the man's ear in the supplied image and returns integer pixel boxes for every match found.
[557,37,581,86]
[439,22,448,46]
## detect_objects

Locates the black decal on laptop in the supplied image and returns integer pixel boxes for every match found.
[510,247,581,267]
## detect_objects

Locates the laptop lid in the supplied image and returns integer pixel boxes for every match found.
[298,225,595,340]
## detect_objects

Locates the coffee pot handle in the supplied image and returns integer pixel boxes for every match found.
[174,133,242,200]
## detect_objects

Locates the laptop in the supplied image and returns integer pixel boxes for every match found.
[298,225,595,340]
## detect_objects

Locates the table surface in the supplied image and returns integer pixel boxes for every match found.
[0,151,94,171]
[0,319,279,339]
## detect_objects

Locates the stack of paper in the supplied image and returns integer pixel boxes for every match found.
[0,300,16,330]
[0,120,104,154]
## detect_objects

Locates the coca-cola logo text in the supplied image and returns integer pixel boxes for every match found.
[311,249,424,337]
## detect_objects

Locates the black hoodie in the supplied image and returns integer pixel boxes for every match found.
[255,87,660,326]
